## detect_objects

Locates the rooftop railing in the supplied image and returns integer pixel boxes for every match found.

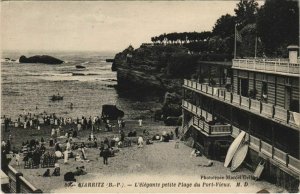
[182,99,300,175]
[232,59,300,75]
[183,79,300,129]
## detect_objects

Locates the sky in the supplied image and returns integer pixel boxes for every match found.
[1,1,263,53]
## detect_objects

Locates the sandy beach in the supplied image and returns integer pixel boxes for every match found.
[5,119,286,193]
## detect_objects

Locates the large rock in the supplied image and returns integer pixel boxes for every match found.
[116,68,165,96]
[19,55,64,64]
[101,105,124,120]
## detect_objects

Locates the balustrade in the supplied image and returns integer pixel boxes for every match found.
[261,103,273,117]
[241,96,249,108]
[232,94,240,104]
[249,135,260,151]
[274,106,288,122]
[260,141,273,157]
[288,155,300,174]
[182,98,300,174]
[232,59,300,75]
[183,79,299,128]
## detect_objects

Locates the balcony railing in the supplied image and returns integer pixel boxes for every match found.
[195,117,231,135]
[232,59,300,75]
[248,133,300,174]
[183,101,231,135]
[182,99,300,175]
[183,79,300,129]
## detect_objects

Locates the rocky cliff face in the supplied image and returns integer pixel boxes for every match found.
[112,44,196,121]
[112,45,192,94]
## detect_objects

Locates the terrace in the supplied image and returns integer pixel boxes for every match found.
[182,100,232,136]
[232,58,300,76]
[182,100,300,176]
[183,79,300,131]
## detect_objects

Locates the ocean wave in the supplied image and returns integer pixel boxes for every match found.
[24,72,73,77]
[81,61,89,65]
[71,72,104,76]
[1,59,19,63]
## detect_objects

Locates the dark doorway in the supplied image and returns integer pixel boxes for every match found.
[240,78,249,97]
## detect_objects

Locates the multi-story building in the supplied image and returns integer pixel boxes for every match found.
[181,46,300,192]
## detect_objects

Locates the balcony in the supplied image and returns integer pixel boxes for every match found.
[183,99,300,175]
[247,131,300,175]
[183,79,300,130]
[232,59,300,76]
[182,100,232,136]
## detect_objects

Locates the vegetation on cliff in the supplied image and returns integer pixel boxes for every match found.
[150,0,298,58]
[112,0,298,123]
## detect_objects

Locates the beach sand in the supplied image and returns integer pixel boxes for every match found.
[5,120,286,193]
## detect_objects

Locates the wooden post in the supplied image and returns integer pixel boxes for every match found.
[260,101,262,113]
[248,113,251,144]
[271,122,275,159]
[239,95,242,106]
[259,139,262,152]
[249,98,251,109]
[16,172,23,193]
[219,67,222,86]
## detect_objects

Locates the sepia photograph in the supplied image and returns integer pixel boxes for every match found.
[1,0,299,193]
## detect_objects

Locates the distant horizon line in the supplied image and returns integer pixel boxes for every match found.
[1,49,120,53]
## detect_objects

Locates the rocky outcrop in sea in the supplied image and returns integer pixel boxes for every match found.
[19,55,64,64]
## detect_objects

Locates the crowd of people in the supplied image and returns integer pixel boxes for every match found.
[1,112,182,185]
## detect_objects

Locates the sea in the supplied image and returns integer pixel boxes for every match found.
[1,50,161,121]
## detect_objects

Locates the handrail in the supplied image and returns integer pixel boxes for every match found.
[232,59,300,75]
[19,176,40,193]
[182,98,300,174]
[5,165,42,193]
[183,79,300,128]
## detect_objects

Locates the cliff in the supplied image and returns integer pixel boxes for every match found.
[19,55,64,64]
[113,44,198,93]
[112,44,199,121]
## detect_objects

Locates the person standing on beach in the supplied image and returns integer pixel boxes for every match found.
[77,122,81,131]
[138,119,143,127]
[120,130,125,142]
[102,144,109,165]
[175,127,179,138]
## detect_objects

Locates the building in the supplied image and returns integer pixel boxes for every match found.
[181,46,300,192]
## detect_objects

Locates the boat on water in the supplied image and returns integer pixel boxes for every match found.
[50,95,64,101]
[72,72,85,76]
[75,65,86,69]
